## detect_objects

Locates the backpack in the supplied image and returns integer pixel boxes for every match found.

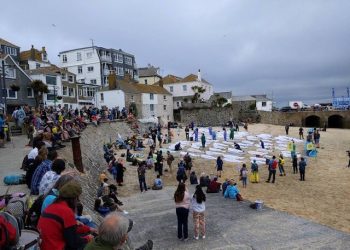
[0,212,19,249]
[272,160,278,170]
[25,195,44,229]
[3,174,26,186]
[5,194,28,229]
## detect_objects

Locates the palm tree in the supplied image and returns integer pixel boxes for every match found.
[30,80,49,107]
[191,86,206,103]
[211,94,228,107]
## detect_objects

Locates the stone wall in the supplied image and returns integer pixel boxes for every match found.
[179,106,259,126]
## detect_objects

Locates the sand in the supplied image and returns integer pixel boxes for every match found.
[116,123,350,234]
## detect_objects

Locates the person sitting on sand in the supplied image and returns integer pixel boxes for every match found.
[152,175,163,190]
[222,178,229,195]
[199,173,210,188]
[174,142,182,151]
[224,179,242,201]
[234,142,242,151]
[206,177,221,193]
[190,171,198,185]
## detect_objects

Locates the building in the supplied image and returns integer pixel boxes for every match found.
[0,54,35,113]
[252,95,272,112]
[97,73,174,123]
[58,46,138,87]
[158,70,214,109]
[138,64,162,85]
[20,45,51,70]
[0,38,20,62]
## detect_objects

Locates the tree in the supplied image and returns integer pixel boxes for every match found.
[191,86,206,103]
[211,94,228,107]
[30,80,49,107]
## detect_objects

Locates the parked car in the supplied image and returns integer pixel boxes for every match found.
[280,106,293,112]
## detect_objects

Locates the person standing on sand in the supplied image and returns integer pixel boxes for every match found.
[266,156,277,184]
[166,151,175,173]
[223,128,227,141]
[201,133,206,148]
[285,124,290,135]
[299,127,304,139]
[191,185,206,240]
[216,156,223,177]
[194,128,199,142]
[137,161,148,193]
[251,160,259,183]
[299,157,307,181]
[239,164,248,188]
[260,140,265,149]
[185,126,190,141]
[229,127,234,140]
[278,154,286,176]
[292,154,298,174]
[174,183,190,241]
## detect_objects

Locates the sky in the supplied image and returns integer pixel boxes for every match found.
[1,0,350,106]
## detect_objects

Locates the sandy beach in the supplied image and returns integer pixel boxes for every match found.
[116,123,350,234]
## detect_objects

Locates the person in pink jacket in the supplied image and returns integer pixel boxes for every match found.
[174,182,190,241]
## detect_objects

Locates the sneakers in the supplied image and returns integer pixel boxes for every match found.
[202,235,206,239]
[183,238,189,241]
[194,236,199,240]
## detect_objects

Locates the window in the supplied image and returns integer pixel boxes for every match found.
[131,95,134,101]
[61,73,66,80]
[5,47,17,56]
[117,67,124,76]
[46,75,57,85]
[117,54,123,63]
[77,52,82,61]
[62,54,67,63]
[5,68,16,79]
[27,88,34,98]
[83,87,95,97]
[144,79,148,84]
[262,101,267,107]
[68,88,75,97]
[163,105,166,111]
[87,66,94,72]
[42,53,47,61]
[169,86,173,92]
[47,88,56,101]
[182,85,187,91]
[150,104,154,111]
[150,93,154,100]
[63,86,68,96]
[8,89,17,99]
[86,52,92,58]
[100,93,104,102]
[68,75,74,82]
[163,95,167,100]
[79,89,82,96]
[36,63,40,69]
[125,56,133,66]
[78,66,83,74]
[177,102,180,107]
[90,79,97,84]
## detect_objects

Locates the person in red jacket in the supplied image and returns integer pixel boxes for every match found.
[37,181,95,250]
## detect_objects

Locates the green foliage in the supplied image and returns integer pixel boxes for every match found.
[129,102,138,117]
[10,84,20,91]
[211,94,228,108]
[191,85,206,103]
[30,80,49,107]
[249,102,256,110]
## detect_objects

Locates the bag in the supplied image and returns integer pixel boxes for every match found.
[272,160,278,170]
[3,174,26,185]
[236,193,243,201]
[0,212,19,249]
[6,194,28,229]
[25,195,45,229]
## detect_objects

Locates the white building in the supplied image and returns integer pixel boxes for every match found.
[252,95,273,112]
[58,46,138,87]
[159,70,214,109]
[20,45,51,70]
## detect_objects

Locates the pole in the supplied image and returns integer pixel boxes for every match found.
[54,85,57,110]
[71,135,84,173]
[2,60,6,115]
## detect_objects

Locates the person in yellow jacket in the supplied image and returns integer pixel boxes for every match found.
[278,154,286,176]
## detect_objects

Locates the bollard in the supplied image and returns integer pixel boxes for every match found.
[71,136,84,173]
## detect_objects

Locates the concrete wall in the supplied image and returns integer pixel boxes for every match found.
[259,110,350,128]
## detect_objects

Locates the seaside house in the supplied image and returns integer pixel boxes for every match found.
[138,64,162,85]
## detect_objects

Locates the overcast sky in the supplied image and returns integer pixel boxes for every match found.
[1,0,350,106]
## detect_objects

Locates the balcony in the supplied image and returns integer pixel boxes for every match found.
[100,55,112,62]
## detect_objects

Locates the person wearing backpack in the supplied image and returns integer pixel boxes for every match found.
[137,161,148,193]
[0,212,18,248]
[250,160,259,183]
[166,151,175,173]
[278,154,286,176]
[266,156,277,184]
[177,161,187,183]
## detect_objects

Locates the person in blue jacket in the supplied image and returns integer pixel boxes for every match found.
[224,180,240,199]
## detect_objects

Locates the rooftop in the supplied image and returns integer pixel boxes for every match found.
[138,65,161,78]
[26,65,74,76]
[0,38,19,48]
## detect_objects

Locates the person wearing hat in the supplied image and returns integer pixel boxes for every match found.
[38,181,94,250]
[85,212,153,250]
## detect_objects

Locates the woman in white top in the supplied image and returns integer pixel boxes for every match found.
[191,185,206,240]
[174,182,190,241]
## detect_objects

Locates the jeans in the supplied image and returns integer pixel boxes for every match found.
[176,207,189,239]
[293,165,298,174]
[300,170,305,181]
[267,170,276,183]
[158,164,163,176]
[278,165,285,175]
[138,176,147,192]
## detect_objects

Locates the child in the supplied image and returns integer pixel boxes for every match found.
[278,154,286,176]
[240,164,248,188]
[191,185,206,240]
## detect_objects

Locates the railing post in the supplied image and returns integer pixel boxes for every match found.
[71,136,84,173]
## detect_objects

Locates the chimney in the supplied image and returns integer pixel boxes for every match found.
[41,46,47,62]
[158,79,164,88]
[30,45,35,60]
[197,69,201,82]
[108,70,117,90]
